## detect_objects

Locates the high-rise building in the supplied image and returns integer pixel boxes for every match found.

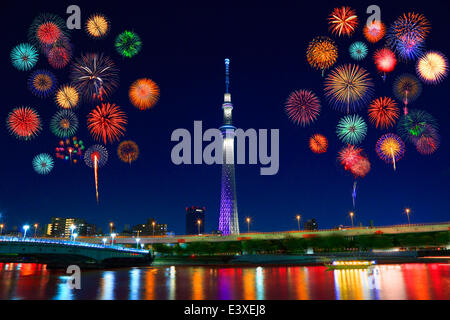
[186,206,205,235]
[219,58,240,235]
[46,217,96,238]
[132,218,167,236]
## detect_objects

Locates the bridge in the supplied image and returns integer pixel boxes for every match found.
[0,237,151,268]
[74,221,450,245]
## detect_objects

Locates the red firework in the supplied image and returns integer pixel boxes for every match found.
[338,145,363,171]
[7,107,42,140]
[87,103,127,144]
[37,22,62,45]
[374,48,397,79]
[363,20,386,43]
[309,134,328,154]
[416,136,439,155]
[285,90,321,126]
[368,97,400,129]
[350,156,371,178]
[328,6,359,37]
[48,46,71,69]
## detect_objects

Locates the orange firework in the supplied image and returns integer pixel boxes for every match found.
[306,36,338,75]
[368,97,400,129]
[363,20,386,43]
[129,78,160,110]
[309,134,328,154]
[87,103,127,144]
[328,6,359,37]
[117,141,139,165]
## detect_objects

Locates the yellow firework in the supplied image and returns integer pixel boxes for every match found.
[55,85,79,109]
[416,51,448,84]
[85,14,110,39]
[306,36,338,74]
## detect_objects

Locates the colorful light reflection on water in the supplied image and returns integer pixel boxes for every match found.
[0,263,448,300]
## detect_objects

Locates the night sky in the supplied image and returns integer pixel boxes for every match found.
[1,0,449,234]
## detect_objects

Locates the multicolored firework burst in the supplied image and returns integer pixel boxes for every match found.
[328,6,359,37]
[393,74,422,115]
[416,51,448,84]
[55,137,85,164]
[368,97,400,129]
[338,145,363,171]
[47,37,72,69]
[387,12,430,61]
[55,85,79,109]
[376,133,405,171]
[28,13,68,48]
[85,14,110,39]
[397,109,438,143]
[363,20,386,43]
[306,36,338,75]
[324,64,374,114]
[374,48,397,80]
[349,42,368,61]
[129,78,160,110]
[32,153,54,175]
[309,134,328,154]
[6,107,42,140]
[415,127,440,155]
[50,110,79,138]
[10,43,39,71]
[70,53,119,102]
[84,145,108,203]
[336,114,367,145]
[117,141,140,165]
[27,69,58,98]
[285,90,321,127]
[115,31,142,58]
[87,103,127,144]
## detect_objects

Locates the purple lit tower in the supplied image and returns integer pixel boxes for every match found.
[218,58,240,235]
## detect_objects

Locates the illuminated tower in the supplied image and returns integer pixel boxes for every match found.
[218,58,240,235]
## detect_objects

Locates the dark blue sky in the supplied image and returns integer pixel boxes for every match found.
[1,0,449,234]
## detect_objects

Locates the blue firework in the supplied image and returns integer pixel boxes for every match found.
[32,153,54,175]
[349,42,368,61]
[28,69,58,98]
[11,43,39,71]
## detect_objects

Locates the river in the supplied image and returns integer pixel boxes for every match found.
[0,263,448,300]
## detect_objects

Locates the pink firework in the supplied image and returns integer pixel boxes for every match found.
[374,48,397,80]
[285,90,321,127]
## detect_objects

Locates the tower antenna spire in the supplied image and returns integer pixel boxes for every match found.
[225,58,230,94]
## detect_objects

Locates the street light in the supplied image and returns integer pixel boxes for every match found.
[111,233,117,246]
[102,237,107,246]
[23,225,30,240]
[152,221,156,236]
[135,237,141,249]
[0,224,4,236]
[349,212,354,228]
[109,222,114,234]
[246,217,251,233]
[197,219,202,235]
[34,223,38,237]
[296,215,301,231]
[405,208,411,226]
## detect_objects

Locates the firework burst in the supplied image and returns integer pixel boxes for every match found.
[87,103,127,144]
[129,78,160,110]
[28,69,58,98]
[324,64,374,114]
[374,48,397,80]
[416,51,448,84]
[55,137,85,164]
[415,128,440,155]
[393,74,422,115]
[50,110,78,138]
[350,156,371,178]
[376,133,405,170]
[10,43,39,71]
[28,13,69,48]
[285,90,321,126]
[368,97,400,129]
[349,42,368,61]
[306,36,338,75]
[85,14,110,39]
[118,141,140,164]
[47,37,72,69]
[32,153,54,175]
[309,134,328,154]
[55,85,79,109]
[115,31,142,58]
[363,20,386,43]
[336,115,367,145]
[397,109,438,143]
[7,107,42,140]
[85,145,108,203]
[70,53,119,102]
[328,6,359,37]
[338,145,363,171]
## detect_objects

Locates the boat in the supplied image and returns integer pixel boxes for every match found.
[325,260,375,270]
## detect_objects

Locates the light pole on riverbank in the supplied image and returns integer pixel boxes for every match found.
[296,215,301,231]
[197,219,202,235]
[34,223,38,237]
[0,224,4,236]
[246,217,251,233]
[405,208,411,225]
[349,212,354,228]
[22,225,30,240]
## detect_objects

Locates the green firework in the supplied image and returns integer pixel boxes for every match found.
[50,110,78,138]
[115,30,142,58]
[337,114,368,145]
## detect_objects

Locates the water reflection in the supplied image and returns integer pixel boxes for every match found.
[0,263,448,300]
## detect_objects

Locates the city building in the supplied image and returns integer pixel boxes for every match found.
[219,58,240,235]
[46,217,96,238]
[186,206,205,235]
[304,219,318,231]
[132,218,167,236]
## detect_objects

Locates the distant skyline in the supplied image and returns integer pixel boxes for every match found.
[1,0,449,234]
